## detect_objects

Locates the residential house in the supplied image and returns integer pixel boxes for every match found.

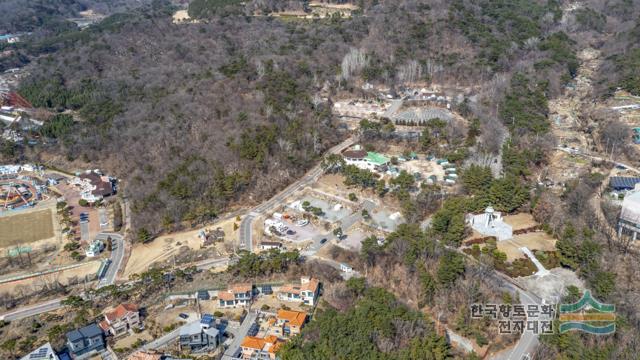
[342,147,390,171]
[240,335,284,360]
[99,303,141,337]
[618,190,640,241]
[259,241,282,251]
[276,277,320,306]
[71,170,116,203]
[274,310,307,337]
[178,320,220,352]
[218,283,252,308]
[65,323,106,359]
[20,343,59,360]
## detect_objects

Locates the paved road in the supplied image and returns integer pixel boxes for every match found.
[238,137,355,251]
[222,310,258,359]
[383,99,403,119]
[141,321,194,350]
[96,232,125,288]
[489,277,542,360]
[556,146,640,174]
[194,257,236,271]
[0,298,63,322]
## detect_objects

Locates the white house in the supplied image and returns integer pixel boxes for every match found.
[618,189,640,241]
[467,206,513,241]
[218,283,253,308]
[276,277,320,306]
[85,239,105,257]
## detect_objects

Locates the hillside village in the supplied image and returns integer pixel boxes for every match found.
[1,0,640,360]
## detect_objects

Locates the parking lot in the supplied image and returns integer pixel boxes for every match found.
[278,218,323,242]
[289,196,352,222]
[56,181,101,242]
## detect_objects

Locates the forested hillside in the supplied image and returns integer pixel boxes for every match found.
[4,0,640,359]
[11,0,578,234]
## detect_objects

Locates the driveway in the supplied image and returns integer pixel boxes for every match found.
[222,310,258,359]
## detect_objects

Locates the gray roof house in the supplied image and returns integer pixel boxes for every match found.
[66,323,105,359]
[178,320,220,352]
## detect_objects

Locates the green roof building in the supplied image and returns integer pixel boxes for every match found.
[366,152,390,166]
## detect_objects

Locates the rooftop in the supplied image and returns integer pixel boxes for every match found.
[179,320,220,338]
[343,149,367,159]
[610,176,640,190]
[366,152,390,165]
[241,335,283,353]
[104,303,138,322]
[277,309,307,327]
[279,277,319,295]
[621,191,640,223]
[20,343,58,360]
[66,323,103,342]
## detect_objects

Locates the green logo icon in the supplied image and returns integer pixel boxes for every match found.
[558,290,615,334]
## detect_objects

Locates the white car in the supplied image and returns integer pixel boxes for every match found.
[296,219,309,227]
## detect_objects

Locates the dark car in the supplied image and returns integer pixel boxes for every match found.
[178,313,189,319]
[286,230,296,235]
[248,323,259,336]
[320,238,327,244]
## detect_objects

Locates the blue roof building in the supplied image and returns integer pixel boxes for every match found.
[609,177,640,191]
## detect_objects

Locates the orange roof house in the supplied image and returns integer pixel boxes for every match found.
[277,310,307,327]
[240,335,284,359]
[218,283,253,308]
[277,277,320,306]
[99,303,141,336]
[274,309,308,337]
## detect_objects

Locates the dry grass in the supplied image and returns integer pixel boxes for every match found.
[0,260,100,295]
[497,232,557,262]
[123,217,238,277]
[0,209,54,247]
[502,213,538,230]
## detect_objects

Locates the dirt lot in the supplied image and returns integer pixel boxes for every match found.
[0,260,100,295]
[113,330,153,349]
[0,208,54,247]
[253,294,310,313]
[497,232,557,262]
[124,217,238,278]
[502,213,537,231]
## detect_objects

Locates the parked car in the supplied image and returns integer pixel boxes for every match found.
[248,323,259,336]
[286,230,296,235]
[320,238,327,244]
[296,219,309,226]
[178,313,189,319]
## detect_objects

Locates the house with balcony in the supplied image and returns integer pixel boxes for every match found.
[276,277,320,306]
[273,310,307,337]
[178,319,220,352]
[98,303,141,337]
[240,335,284,360]
[218,283,253,308]
[65,323,106,359]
